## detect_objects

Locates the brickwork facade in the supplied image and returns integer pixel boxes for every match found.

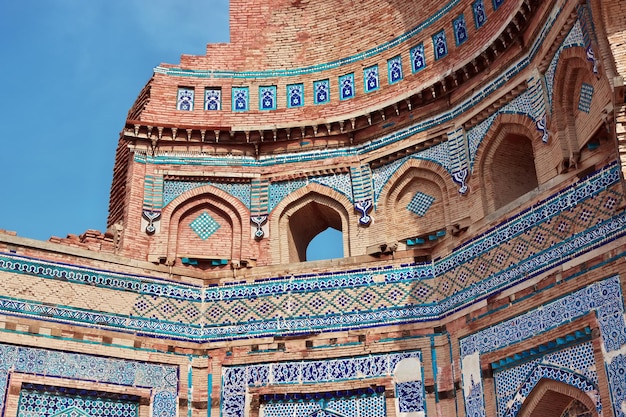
[2,0,626,416]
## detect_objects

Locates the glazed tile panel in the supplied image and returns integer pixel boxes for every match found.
[222,351,419,417]
[0,164,624,341]
[460,276,626,417]
[0,344,177,417]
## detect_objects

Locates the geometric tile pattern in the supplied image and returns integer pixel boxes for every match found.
[339,73,355,100]
[0,344,177,417]
[454,14,468,46]
[545,21,585,109]
[493,0,505,10]
[433,30,448,60]
[232,87,249,111]
[163,180,251,208]
[364,65,379,92]
[578,83,594,113]
[204,87,221,110]
[410,43,426,73]
[189,211,220,240]
[494,343,598,417]
[177,87,194,111]
[18,386,139,417]
[143,12,579,172]
[407,192,435,216]
[473,0,487,29]
[149,6,594,177]
[0,164,623,344]
[267,173,355,212]
[260,85,277,111]
[287,83,304,108]
[314,79,330,104]
[262,395,385,417]
[387,56,403,84]
[222,351,419,417]
[460,276,624,417]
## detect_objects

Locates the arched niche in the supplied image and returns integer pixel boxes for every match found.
[516,379,598,417]
[149,185,248,267]
[270,184,352,264]
[379,160,452,244]
[475,115,548,214]
[552,46,611,168]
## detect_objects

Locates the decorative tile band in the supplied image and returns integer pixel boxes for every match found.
[221,351,420,417]
[155,0,466,79]
[0,164,622,342]
[137,4,572,171]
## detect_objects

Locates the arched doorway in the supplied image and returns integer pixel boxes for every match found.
[516,379,598,417]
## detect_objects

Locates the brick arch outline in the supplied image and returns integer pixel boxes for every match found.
[150,185,249,264]
[269,183,354,264]
[511,369,599,417]
[473,113,550,215]
[378,158,454,240]
[551,46,597,166]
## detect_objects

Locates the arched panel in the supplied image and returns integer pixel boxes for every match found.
[474,115,547,215]
[270,184,353,264]
[149,185,248,266]
[379,159,454,245]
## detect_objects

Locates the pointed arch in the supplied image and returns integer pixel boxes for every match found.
[551,46,611,166]
[474,113,553,214]
[505,365,600,417]
[270,183,353,264]
[379,159,454,243]
[150,185,249,266]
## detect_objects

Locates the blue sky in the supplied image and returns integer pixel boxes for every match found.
[0,1,229,240]
[0,1,341,260]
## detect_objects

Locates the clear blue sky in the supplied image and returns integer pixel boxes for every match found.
[0,1,341,260]
[0,1,229,241]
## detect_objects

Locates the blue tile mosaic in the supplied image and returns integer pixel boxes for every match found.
[545,21,585,109]
[460,276,626,417]
[407,192,435,216]
[287,83,304,108]
[163,180,251,209]
[221,351,420,417]
[189,211,220,240]
[18,387,139,417]
[494,343,598,417]
[410,43,426,73]
[176,87,194,111]
[578,83,594,113]
[454,14,469,46]
[232,87,249,111]
[396,380,424,413]
[364,65,380,92]
[260,85,277,111]
[0,164,622,343]
[262,395,385,417]
[387,56,403,84]
[493,0,505,10]
[204,88,221,110]
[268,179,307,212]
[433,30,448,60]
[339,73,355,100]
[314,79,330,105]
[0,344,176,417]
[472,0,487,29]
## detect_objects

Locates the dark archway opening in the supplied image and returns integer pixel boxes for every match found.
[288,201,343,262]
[491,133,538,210]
